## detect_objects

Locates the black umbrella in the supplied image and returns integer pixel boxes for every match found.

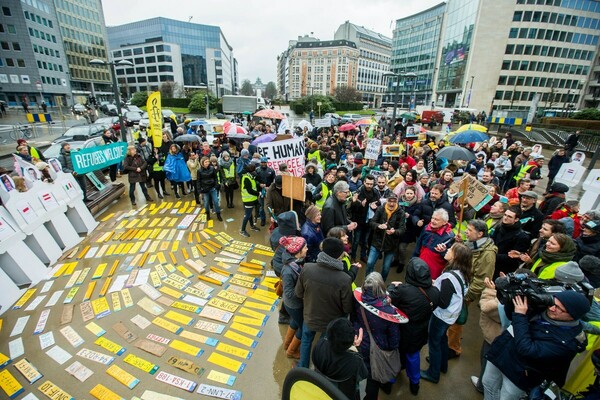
[436,145,475,161]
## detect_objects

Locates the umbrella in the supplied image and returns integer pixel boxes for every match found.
[356,118,375,126]
[252,133,277,145]
[227,133,251,140]
[339,123,357,132]
[174,134,201,143]
[242,111,253,115]
[449,130,489,144]
[436,145,475,161]
[188,120,209,127]
[399,112,417,120]
[297,120,313,130]
[254,109,285,119]
[223,121,248,135]
[456,123,488,133]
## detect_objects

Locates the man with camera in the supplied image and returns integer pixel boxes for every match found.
[483,290,590,400]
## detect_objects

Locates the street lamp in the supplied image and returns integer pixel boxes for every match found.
[384,71,416,136]
[89,58,134,142]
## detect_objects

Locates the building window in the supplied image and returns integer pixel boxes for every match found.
[7,24,16,34]
[0,42,8,50]
[144,46,154,54]
[6,58,15,67]
[12,42,20,51]
[145,56,156,63]
[133,48,142,55]
[2,7,11,16]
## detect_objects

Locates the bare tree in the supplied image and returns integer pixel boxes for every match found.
[160,81,177,99]
[334,85,362,102]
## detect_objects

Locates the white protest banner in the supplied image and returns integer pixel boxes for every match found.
[364,139,381,160]
[314,118,331,128]
[256,137,305,177]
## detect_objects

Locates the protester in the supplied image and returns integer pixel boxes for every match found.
[219,151,237,208]
[321,181,357,236]
[491,206,531,277]
[413,209,454,279]
[164,144,190,199]
[301,206,324,263]
[239,164,261,237]
[122,145,153,206]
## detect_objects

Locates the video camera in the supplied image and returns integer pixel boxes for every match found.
[495,273,595,311]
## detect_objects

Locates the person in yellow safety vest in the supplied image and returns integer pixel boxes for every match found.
[219,151,237,208]
[508,232,576,280]
[148,146,169,198]
[16,138,46,162]
[239,164,261,237]
[314,171,336,210]
[483,201,509,236]
[307,142,326,170]
[327,227,360,290]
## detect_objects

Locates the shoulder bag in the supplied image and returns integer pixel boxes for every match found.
[360,307,400,383]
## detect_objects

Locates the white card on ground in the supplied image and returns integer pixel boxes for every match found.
[108,274,128,293]
[60,326,85,347]
[10,316,30,336]
[40,281,54,293]
[22,394,40,400]
[39,332,55,349]
[141,390,186,400]
[9,337,24,359]
[134,268,151,286]
[25,296,46,311]
[45,290,64,307]
[34,309,51,334]
[46,345,72,365]
[65,361,94,382]
[131,314,151,329]
[85,246,98,258]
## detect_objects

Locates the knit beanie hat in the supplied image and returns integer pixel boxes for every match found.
[554,261,585,284]
[35,162,49,171]
[241,149,250,157]
[326,317,355,353]
[279,236,306,255]
[553,291,590,320]
[305,205,320,222]
[579,255,600,288]
[321,237,345,259]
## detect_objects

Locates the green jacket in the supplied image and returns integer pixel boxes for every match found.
[466,238,498,303]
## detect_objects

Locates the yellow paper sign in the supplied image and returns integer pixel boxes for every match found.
[207,352,245,373]
[208,297,239,313]
[95,337,126,355]
[218,290,247,304]
[216,343,252,360]
[224,329,257,347]
[230,322,262,337]
[38,380,73,400]
[121,289,134,308]
[169,340,203,357]
[123,353,159,374]
[152,317,183,334]
[0,369,24,399]
[164,310,194,326]
[159,286,184,300]
[106,364,139,389]
[89,383,124,400]
[13,288,36,309]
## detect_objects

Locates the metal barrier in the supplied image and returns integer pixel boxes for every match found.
[0,124,39,144]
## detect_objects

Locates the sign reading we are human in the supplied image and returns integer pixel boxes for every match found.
[71,142,128,175]
[256,137,305,177]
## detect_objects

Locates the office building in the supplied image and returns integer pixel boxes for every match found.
[277,36,359,100]
[334,21,392,108]
[110,41,183,97]
[390,3,445,109]
[107,17,237,96]
[0,0,72,107]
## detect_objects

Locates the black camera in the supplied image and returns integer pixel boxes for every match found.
[495,273,595,310]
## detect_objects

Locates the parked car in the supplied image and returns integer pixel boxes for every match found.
[54,123,109,143]
[44,136,106,159]
[95,117,121,132]
[125,105,143,114]
[103,104,118,116]
[340,113,364,124]
[139,109,175,128]
[123,111,142,126]
[214,113,226,119]
[323,113,341,126]
[72,103,87,115]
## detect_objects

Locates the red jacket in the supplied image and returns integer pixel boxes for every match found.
[413,223,454,279]
[550,207,582,238]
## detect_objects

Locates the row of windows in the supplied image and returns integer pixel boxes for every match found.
[37,60,63,72]
[64,41,105,59]
[513,10,599,28]
[33,43,60,58]
[498,75,584,90]
[115,64,174,75]
[40,75,63,86]
[2,58,26,67]
[112,44,172,59]
[0,41,20,51]
[28,27,57,43]
[24,10,53,28]
[122,75,175,84]
[359,49,390,63]
[0,24,17,34]
[20,0,52,15]
[501,59,589,75]
[69,66,109,82]
[60,26,105,47]
[494,90,580,104]
[517,0,600,12]
[505,43,594,61]
[57,11,102,35]
[55,0,101,23]
[508,26,599,45]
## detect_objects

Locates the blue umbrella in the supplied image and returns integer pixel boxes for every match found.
[188,120,209,127]
[449,130,489,144]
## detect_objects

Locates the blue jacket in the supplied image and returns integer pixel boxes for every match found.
[301,220,324,263]
[486,313,587,390]
[164,152,191,182]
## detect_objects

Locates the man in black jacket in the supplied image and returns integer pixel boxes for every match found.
[546,147,570,191]
[519,191,544,238]
[321,181,357,236]
[255,157,276,226]
[420,184,457,228]
[349,175,378,262]
[491,206,531,277]
[564,130,580,157]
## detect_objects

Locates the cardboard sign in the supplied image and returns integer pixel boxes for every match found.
[167,356,205,376]
[134,339,167,358]
[256,137,306,176]
[281,174,306,203]
[364,138,382,160]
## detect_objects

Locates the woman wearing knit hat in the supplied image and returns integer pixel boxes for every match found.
[279,236,308,360]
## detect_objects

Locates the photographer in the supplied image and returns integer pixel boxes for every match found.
[483,290,590,400]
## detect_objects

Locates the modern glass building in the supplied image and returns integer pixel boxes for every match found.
[107,17,237,96]
[0,0,72,107]
[391,3,445,109]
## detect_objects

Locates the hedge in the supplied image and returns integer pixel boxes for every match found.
[539,118,600,131]
[162,98,191,108]
[332,102,364,112]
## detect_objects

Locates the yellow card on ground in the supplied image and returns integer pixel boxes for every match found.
[83,281,96,301]
[244,301,274,311]
[250,293,277,305]
[232,274,257,283]
[217,290,247,304]
[157,252,167,264]
[254,288,279,300]
[208,297,239,313]
[111,292,122,312]
[0,369,23,399]
[108,260,119,277]
[206,369,236,386]
[155,264,167,278]
[228,278,255,289]
[159,286,184,300]
[164,310,194,326]
[230,322,263,338]
[89,383,124,400]
[90,297,111,318]
[169,340,203,357]
[224,329,258,347]
[95,337,126,355]
[206,352,246,374]
[152,317,183,334]
[171,241,179,252]
[122,288,134,308]
[216,342,252,360]
[171,301,201,314]
[106,244,117,256]
[106,364,139,389]
[38,380,73,400]
[179,330,218,346]
[254,249,275,257]
[237,267,263,276]
[150,271,161,288]
[12,288,36,309]
[232,315,266,328]
[177,265,194,278]
[85,321,106,337]
[238,307,267,321]
[101,212,115,222]
[123,353,159,374]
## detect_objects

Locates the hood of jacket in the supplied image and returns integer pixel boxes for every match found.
[277,211,300,235]
[549,182,569,193]
[316,252,345,271]
[405,257,433,288]
[282,250,298,267]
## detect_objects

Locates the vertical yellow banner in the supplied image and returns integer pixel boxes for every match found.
[147,91,162,147]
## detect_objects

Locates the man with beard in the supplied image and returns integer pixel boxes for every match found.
[419,184,457,228]
[350,175,378,262]
[490,206,531,277]
[374,175,392,203]
[519,191,544,238]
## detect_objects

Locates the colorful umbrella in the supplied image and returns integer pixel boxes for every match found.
[456,123,488,133]
[339,123,357,132]
[399,112,417,120]
[254,109,285,119]
[188,120,209,127]
[356,118,375,126]
[448,130,489,144]
[252,133,277,145]
[224,121,248,135]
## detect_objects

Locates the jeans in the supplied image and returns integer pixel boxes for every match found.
[285,305,303,340]
[129,182,149,202]
[425,314,450,381]
[258,195,266,223]
[365,246,396,281]
[203,188,221,214]
[299,322,317,368]
[403,351,421,384]
[477,340,491,392]
[482,360,526,400]
[351,227,369,260]
[241,205,254,232]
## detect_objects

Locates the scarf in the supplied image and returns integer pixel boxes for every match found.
[219,154,233,169]
[400,193,417,207]
[384,202,398,221]
[537,240,576,267]
[467,237,490,250]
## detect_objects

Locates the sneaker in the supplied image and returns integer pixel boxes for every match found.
[470,376,483,393]
[278,314,290,324]
[239,231,250,237]
[250,226,260,232]
[217,214,223,222]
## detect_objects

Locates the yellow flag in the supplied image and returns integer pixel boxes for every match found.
[147,91,162,147]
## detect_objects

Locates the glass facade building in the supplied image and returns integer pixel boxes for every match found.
[107,18,237,96]
[391,2,445,109]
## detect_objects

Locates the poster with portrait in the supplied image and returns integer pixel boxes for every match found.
[531,144,543,158]
[24,167,40,183]
[1,174,15,192]
[571,151,586,164]
[48,158,62,173]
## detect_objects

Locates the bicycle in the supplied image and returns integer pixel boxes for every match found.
[9,123,34,141]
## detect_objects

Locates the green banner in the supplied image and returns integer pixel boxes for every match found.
[71,142,127,175]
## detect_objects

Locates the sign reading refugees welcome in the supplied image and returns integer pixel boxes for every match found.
[71,142,127,175]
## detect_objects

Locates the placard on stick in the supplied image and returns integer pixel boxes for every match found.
[282,175,305,210]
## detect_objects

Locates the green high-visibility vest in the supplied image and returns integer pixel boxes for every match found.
[223,163,235,179]
[315,182,330,210]
[513,164,534,181]
[531,259,567,280]
[241,174,258,203]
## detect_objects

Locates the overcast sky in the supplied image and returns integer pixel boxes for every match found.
[101,0,443,84]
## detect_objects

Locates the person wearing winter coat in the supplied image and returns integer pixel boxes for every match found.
[321,180,357,237]
[539,182,569,217]
[186,153,200,204]
[365,193,406,281]
[295,238,354,368]
[218,151,237,208]
[413,208,455,280]
[164,144,191,198]
[264,176,290,227]
[574,220,600,262]
[491,206,532,277]
[420,184,457,227]
[239,163,260,237]
[388,258,441,395]
[549,200,581,238]
[396,187,422,272]
[349,175,379,262]
[147,147,169,198]
[301,206,324,264]
[279,236,308,360]
[197,156,222,221]
[353,272,402,400]
[303,162,322,189]
[421,243,472,384]
[546,147,570,191]
[57,142,88,201]
[122,145,153,205]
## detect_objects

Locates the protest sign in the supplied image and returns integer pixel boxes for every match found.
[314,118,331,128]
[71,142,127,175]
[381,144,404,157]
[406,124,421,138]
[364,139,381,160]
[256,137,305,177]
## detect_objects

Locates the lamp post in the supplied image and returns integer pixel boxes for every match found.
[89,58,134,142]
[384,71,416,136]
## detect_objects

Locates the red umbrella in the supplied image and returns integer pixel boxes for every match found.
[223,121,248,135]
[254,109,285,119]
[339,123,357,132]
